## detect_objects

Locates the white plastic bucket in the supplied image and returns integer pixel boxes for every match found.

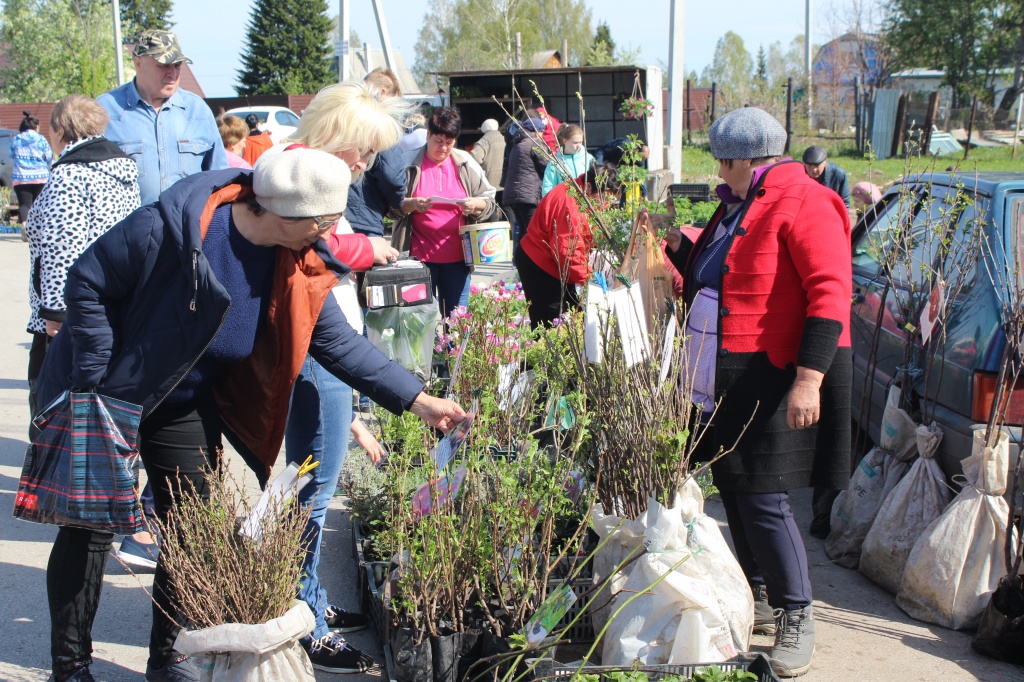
[460,222,512,265]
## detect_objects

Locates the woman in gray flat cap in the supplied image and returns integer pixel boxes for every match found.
[664,107,852,678]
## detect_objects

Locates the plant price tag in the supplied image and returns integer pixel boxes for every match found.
[522,583,577,645]
[411,466,468,519]
[432,398,477,474]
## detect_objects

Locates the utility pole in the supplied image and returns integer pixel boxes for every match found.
[1013,92,1023,160]
[805,0,812,128]
[370,0,396,71]
[337,0,351,81]
[667,0,684,182]
[112,0,124,86]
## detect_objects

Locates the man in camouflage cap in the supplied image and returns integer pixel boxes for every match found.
[98,29,227,206]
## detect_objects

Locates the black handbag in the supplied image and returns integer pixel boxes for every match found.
[360,259,433,309]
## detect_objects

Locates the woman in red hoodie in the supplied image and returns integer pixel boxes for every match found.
[514,163,619,327]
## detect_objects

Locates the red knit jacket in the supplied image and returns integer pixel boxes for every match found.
[519,177,592,285]
[679,161,852,372]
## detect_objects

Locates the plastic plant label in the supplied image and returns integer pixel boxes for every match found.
[411,466,468,519]
[523,583,577,645]
[241,461,313,541]
[445,330,472,400]
[432,398,477,474]
[659,314,678,384]
[544,396,575,431]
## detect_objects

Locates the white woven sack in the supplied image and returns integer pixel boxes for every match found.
[859,422,951,593]
[173,600,316,682]
[825,385,918,568]
[896,428,1014,630]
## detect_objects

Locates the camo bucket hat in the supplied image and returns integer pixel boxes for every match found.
[132,30,192,65]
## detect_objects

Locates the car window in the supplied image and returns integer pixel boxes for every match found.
[853,183,984,291]
[238,111,269,123]
[903,185,984,292]
[852,188,919,278]
[275,110,299,126]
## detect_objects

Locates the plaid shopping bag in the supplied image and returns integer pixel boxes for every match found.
[13,391,144,534]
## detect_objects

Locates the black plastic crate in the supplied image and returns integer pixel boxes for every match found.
[551,653,781,682]
[366,560,391,645]
[668,183,712,204]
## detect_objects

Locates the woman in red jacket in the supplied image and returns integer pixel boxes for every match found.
[514,163,619,327]
[665,107,851,678]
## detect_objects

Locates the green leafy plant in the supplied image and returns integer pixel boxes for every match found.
[673,198,718,228]
[692,665,757,682]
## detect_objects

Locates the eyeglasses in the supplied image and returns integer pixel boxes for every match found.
[311,213,342,233]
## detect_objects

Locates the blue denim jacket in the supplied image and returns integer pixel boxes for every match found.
[98,80,228,204]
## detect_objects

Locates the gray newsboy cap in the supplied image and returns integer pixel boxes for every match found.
[709,107,787,160]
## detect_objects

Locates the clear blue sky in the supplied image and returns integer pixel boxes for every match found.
[172,0,817,97]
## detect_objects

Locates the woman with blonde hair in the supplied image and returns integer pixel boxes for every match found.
[282,79,411,179]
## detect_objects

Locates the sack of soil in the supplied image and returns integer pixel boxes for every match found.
[594,479,751,665]
[825,386,917,569]
[897,427,1016,630]
[173,599,315,682]
[859,422,951,594]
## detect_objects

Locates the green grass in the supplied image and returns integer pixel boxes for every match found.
[677,137,1024,191]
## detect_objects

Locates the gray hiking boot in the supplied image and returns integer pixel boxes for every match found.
[752,583,776,635]
[770,605,815,677]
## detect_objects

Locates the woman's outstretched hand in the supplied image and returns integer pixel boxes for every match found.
[409,392,468,434]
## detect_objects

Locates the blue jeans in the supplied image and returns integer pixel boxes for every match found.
[285,355,353,640]
[426,261,471,320]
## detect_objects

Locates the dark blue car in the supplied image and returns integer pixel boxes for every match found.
[851,172,1024,478]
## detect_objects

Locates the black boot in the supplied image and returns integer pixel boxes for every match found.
[752,583,776,635]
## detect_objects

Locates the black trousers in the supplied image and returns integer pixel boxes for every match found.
[719,490,813,612]
[509,202,538,248]
[47,397,222,679]
[514,243,580,329]
[16,182,44,225]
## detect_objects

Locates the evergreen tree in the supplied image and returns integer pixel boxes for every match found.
[755,45,768,85]
[586,21,615,65]
[120,0,173,39]
[593,21,616,54]
[236,0,333,96]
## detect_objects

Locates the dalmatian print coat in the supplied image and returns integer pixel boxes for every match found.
[26,136,140,334]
